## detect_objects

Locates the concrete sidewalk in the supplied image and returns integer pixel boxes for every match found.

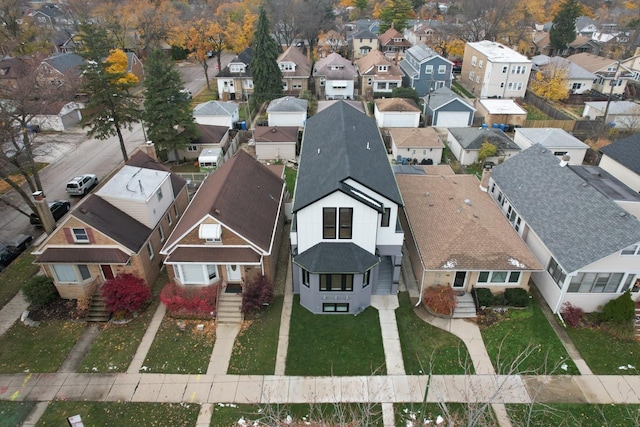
[0,291,28,337]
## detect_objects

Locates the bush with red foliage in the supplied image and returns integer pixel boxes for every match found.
[101,273,151,317]
[423,285,457,316]
[242,275,274,316]
[160,282,218,318]
[560,302,584,328]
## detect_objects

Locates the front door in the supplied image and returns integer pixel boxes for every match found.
[453,271,466,289]
[226,264,242,282]
[101,265,114,280]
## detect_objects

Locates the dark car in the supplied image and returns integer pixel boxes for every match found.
[30,200,71,226]
[0,234,33,272]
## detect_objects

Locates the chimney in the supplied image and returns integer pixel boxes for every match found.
[32,191,56,234]
[141,141,158,161]
[479,167,491,192]
[559,154,570,167]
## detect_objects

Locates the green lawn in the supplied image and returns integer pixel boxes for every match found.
[507,403,640,426]
[480,301,579,375]
[0,253,39,309]
[524,104,551,120]
[228,296,283,375]
[142,318,215,374]
[284,166,297,195]
[286,296,386,376]
[566,327,640,375]
[35,401,200,426]
[0,401,36,427]
[396,292,472,375]
[0,320,85,373]
[79,300,161,373]
[212,403,382,426]
[452,81,475,99]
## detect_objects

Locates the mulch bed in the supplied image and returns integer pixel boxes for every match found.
[28,298,84,321]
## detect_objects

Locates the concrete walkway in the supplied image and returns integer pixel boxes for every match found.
[371,295,405,375]
[274,258,293,375]
[127,303,166,374]
[207,323,241,374]
[0,291,28,337]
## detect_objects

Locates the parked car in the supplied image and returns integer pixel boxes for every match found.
[30,200,71,226]
[66,174,98,196]
[0,233,33,272]
[179,89,193,100]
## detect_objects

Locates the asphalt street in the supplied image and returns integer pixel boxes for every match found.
[0,54,234,243]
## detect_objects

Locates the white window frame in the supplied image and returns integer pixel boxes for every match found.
[52,264,92,283]
[158,225,165,242]
[176,264,220,285]
[438,65,446,74]
[72,228,89,243]
[621,245,640,256]
[477,271,521,285]
[147,241,154,260]
[425,65,433,74]
[471,56,477,66]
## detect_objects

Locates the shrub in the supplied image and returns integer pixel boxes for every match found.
[101,273,151,317]
[560,302,584,328]
[601,291,635,324]
[504,288,530,307]
[242,275,274,317]
[23,275,59,307]
[473,287,494,307]
[160,282,218,318]
[602,320,636,341]
[423,285,457,316]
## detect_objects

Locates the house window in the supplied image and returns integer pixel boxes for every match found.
[425,65,433,74]
[469,71,474,81]
[302,269,310,288]
[622,245,640,255]
[187,145,198,152]
[502,66,508,73]
[553,151,568,156]
[166,212,173,226]
[147,241,154,260]
[438,65,446,74]
[547,257,566,288]
[378,65,388,72]
[72,228,89,243]
[52,264,91,283]
[571,83,582,90]
[173,204,180,218]
[478,60,483,68]
[156,188,163,201]
[477,271,521,285]
[158,226,165,242]
[511,65,526,74]
[323,207,336,239]
[471,56,477,66]
[507,82,523,91]
[293,83,302,89]
[320,274,354,291]
[177,264,220,285]
[381,207,391,227]
[363,270,371,288]
[323,303,349,312]
[367,77,373,86]
[339,208,353,239]
[567,272,625,293]
[476,76,480,83]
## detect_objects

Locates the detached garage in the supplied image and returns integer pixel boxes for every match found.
[424,87,475,128]
[374,98,421,128]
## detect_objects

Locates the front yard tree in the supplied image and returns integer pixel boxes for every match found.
[550,0,581,52]
[378,0,413,33]
[182,19,224,91]
[143,49,198,162]
[529,62,569,101]
[77,23,142,162]
[250,6,282,107]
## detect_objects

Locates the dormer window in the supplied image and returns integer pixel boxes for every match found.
[230,64,245,73]
[393,38,403,42]
[279,62,295,71]
[330,65,344,70]
[377,65,388,72]
[199,223,222,244]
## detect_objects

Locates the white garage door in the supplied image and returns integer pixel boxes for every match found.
[435,111,470,127]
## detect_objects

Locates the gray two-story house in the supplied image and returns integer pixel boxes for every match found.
[399,45,453,96]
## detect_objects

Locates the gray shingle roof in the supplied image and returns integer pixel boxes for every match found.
[448,128,520,151]
[491,144,640,273]
[313,53,357,79]
[600,133,640,175]
[193,101,238,117]
[267,96,308,113]
[43,53,83,74]
[293,101,403,212]
[515,128,587,149]
[294,242,380,273]
[425,87,475,111]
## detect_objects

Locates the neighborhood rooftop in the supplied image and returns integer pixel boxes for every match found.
[600,133,640,175]
[467,41,530,62]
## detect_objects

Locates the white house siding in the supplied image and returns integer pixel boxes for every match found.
[295,191,379,254]
[325,80,355,100]
[375,111,420,128]
[217,79,238,98]
[434,111,471,127]
[447,133,465,165]
[268,112,306,127]
[194,116,235,129]
[599,156,640,192]
[255,141,296,161]
[391,144,443,165]
[512,134,586,165]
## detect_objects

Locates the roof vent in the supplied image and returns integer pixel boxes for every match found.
[214,208,221,215]
[366,142,370,150]
[464,199,472,206]
[620,212,627,217]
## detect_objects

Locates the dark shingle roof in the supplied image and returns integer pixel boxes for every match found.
[35,247,131,264]
[293,101,403,211]
[448,128,519,151]
[72,195,152,252]
[294,242,380,273]
[43,53,83,74]
[491,144,640,273]
[600,133,640,175]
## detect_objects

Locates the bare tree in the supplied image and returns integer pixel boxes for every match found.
[264,0,298,48]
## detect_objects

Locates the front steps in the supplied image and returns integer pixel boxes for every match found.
[87,290,110,322]
[453,292,477,319]
[217,292,243,324]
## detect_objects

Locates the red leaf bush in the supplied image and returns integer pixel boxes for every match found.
[160,282,218,318]
[560,302,584,328]
[242,275,274,317]
[101,273,151,317]
[423,285,457,316]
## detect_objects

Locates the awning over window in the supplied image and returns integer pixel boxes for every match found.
[199,223,222,240]
[35,247,130,264]
[294,242,380,273]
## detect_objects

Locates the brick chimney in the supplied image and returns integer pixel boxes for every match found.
[479,167,491,192]
[32,191,56,234]
[141,141,158,161]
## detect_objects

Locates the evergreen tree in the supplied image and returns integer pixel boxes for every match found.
[143,49,198,162]
[549,0,581,53]
[250,6,282,109]
[77,23,141,162]
[378,0,412,33]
